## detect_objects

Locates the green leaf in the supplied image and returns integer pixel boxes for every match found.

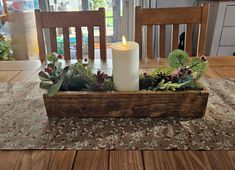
[47,78,64,97]
[180,81,204,90]
[39,82,51,90]
[38,71,51,81]
[152,67,174,76]
[178,74,194,83]
[156,80,191,91]
[168,49,189,68]
[189,57,207,74]
[46,53,58,62]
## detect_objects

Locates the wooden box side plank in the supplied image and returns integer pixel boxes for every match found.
[43,90,209,118]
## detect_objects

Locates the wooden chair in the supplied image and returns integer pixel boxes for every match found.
[35,8,107,60]
[135,4,209,58]
[0,0,8,21]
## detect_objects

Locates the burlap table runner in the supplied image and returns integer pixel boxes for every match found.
[0,79,234,150]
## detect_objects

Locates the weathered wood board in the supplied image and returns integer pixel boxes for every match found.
[43,90,209,118]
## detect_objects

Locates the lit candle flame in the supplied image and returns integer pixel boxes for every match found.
[122,35,127,46]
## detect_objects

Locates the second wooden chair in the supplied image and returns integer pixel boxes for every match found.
[135,4,209,58]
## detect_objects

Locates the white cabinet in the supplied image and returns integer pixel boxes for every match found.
[206,1,235,56]
[224,5,235,26]
[218,46,235,56]
[220,27,235,46]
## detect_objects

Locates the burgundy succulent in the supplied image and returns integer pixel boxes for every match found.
[96,70,109,83]
[96,83,105,90]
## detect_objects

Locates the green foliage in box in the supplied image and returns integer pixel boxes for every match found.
[139,49,207,90]
[39,49,207,96]
[39,53,115,96]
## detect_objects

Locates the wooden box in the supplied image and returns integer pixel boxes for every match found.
[43,90,209,118]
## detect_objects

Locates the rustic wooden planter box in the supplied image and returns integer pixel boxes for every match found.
[43,90,209,118]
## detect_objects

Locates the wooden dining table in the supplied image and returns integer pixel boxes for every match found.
[0,56,235,170]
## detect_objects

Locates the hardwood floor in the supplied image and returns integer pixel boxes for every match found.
[0,150,234,170]
[73,151,109,170]
[0,151,76,170]
[0,56,234,170]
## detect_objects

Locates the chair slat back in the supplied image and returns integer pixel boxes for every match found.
[159,25,166,57]
[88,26,95,60]
[147,25,153,58]
[49,28,57,52]
[75,27,83,60]
[135,4,209,58]
[186,24,194,55]
[172,24,179,50]
[35,8,107,60]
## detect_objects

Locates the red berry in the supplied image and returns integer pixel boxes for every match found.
[187,69,192,75]
[58,54,63,59]
[143,72,148,78]
[46,67,53,73]
[200,55,207,61]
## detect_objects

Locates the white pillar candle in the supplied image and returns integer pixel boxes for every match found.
[112,36,139,91]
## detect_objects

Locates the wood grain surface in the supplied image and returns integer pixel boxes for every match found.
[109,151,144,170]
[43,90,209,118]
[0,56,234,170]
[73,151,109,170]
[143,151,234,170]
[0,151,76,170]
